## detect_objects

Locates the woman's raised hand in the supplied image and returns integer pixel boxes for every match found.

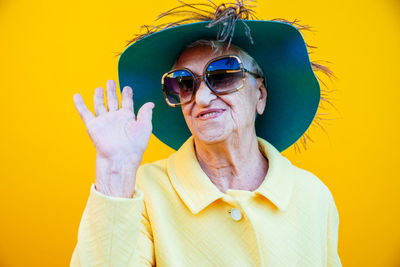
[73,80,154,198]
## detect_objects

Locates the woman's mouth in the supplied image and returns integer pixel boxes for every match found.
[196,109,225,120]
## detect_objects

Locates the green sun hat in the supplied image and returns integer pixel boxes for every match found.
[118,18,321,152]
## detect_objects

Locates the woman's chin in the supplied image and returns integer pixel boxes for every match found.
[193,129,230,145]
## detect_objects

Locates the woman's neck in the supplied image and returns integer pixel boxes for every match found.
[194,131,269,193]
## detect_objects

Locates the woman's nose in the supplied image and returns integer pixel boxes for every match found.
[194,79,217,106]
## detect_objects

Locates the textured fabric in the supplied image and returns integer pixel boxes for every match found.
[70,137,342,267]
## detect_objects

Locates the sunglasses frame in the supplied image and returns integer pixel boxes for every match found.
[161,54,262,107]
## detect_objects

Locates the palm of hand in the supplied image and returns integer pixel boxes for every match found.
[86,108,151,160]
[73,80,154,162]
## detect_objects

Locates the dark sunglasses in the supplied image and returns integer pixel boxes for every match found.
[161,55,262,107]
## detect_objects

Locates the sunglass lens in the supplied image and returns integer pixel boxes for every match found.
[206,57,243,92]
[163,70,194,105]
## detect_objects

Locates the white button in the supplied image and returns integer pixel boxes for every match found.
[230,208,242,221]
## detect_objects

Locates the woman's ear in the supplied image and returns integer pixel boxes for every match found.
[256,78,267,115]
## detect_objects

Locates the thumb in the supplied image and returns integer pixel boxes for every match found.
[137,102,154,123]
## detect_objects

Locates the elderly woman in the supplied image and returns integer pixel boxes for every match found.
[70,1,341,266]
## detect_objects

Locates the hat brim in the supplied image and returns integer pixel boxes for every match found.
[118,20,320,152]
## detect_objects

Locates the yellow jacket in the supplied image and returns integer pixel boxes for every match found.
[70,137,342,267]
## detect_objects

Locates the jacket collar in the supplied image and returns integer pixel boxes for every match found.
[167,136,295,214]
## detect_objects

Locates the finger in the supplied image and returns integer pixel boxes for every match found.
[121,86,134,114]
[137,102,154,124]
[93,87,107,116]
[106,80,118,112]
[73,93,95,125]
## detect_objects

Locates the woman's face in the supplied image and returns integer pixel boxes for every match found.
[174,45,267,144]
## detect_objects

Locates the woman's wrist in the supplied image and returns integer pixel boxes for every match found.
[95,154,142,198]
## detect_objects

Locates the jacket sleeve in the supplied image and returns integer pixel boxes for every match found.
[70,184,155,267]
[327,193,342,267]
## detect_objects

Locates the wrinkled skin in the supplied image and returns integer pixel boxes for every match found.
[175,46,269,192]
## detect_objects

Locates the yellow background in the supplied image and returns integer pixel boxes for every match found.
[1,0,399,266]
